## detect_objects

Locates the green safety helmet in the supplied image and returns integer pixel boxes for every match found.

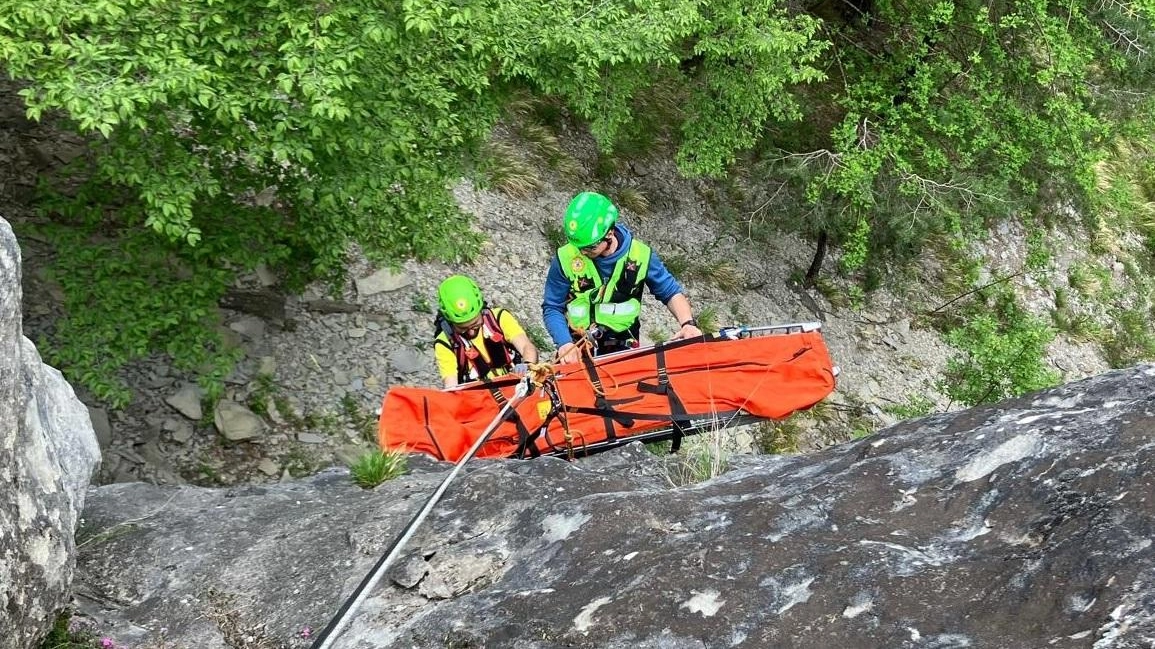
[437,275,483,324]
[564,192,619,248]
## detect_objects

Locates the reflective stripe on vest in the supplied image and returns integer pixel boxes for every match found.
[557,239,651,333]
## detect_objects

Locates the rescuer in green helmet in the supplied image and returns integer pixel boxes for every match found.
[542,192,701,363]
[434,275,539,388]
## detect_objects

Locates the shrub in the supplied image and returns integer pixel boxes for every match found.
[1103,306,1155,368]
[938,300,1061,406]
[755,418,801,455]
[350,450,408,489]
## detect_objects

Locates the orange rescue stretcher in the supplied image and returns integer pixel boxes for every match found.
[378,323,838,462]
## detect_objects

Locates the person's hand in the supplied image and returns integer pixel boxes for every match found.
[670,322,702,340]
[556,342,580,364]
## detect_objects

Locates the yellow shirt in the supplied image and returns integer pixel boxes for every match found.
[435,309,526,382]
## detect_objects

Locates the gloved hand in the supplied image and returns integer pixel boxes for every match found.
[512,363,529,375]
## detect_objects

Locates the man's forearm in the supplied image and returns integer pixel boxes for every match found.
[666,293,693,324]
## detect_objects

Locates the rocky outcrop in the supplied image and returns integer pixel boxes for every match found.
[0,217,101,648]
[74,365,1155,648]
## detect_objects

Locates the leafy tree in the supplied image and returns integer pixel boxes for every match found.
[0,0,827,404]
[751,0,1155,270]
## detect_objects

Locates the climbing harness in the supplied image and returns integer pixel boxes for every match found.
[434,307,521,384]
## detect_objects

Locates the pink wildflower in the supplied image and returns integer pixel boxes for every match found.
[299,626,313,639]
[99,639,115,649]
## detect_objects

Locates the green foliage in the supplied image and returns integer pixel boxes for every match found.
[838,215,870,273]
[695,306,719,335]
[38,612,96,649]
[645,440,672,455]
[753,0,1155,270]
[882,394,936,420]
[661,431,732,486]
[1103,305,1155,368]
[350,450,408,488]
[845,284,866,310]
[1024,227,1052,273]
[674,0,827,175]
[25,213,241,407]
[938,293,1061,406]
[755,418,801,454]
[524,322,553,356]
[7,0,1155,405]
[2,0,830,402]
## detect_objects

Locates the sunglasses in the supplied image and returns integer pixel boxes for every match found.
[453,317,482,338]
[580,234,612,253]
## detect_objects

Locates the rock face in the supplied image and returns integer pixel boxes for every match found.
[75,366,1155,649]
[1,217,101,648]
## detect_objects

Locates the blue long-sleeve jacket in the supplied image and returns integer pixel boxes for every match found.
[541,224,684,346]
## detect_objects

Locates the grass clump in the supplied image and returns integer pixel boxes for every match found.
[350,450,408,489]
[755,418,801,454]
[646,328,669,344]
[882,394,936,420]
[1103,305,1155,368]
[695,306,719,334]
[849,416,876,440]
[661,431,732,486]
[541,218,567,251]
[245,372,278,417]
[339,393,378,443]
[614,187,651,215]
[476,140,542,199]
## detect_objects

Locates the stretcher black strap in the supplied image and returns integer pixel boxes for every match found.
[518,379,567,458]
[422,397,446,461]
[540,412,746,459]
[520,409,554,458]
[636,342,692,453]
[484,382,535,457]
[560,403,665,422]
[580,348,627,439]
[511,381,548,460]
